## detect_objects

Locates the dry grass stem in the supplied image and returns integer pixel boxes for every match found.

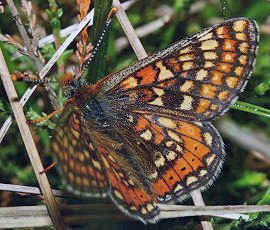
[158,204,270,218]
[0,48,65,229]
[0,182,256,221]
[1,203,270,228]
[190,190,214,230]
[0,183,74,198]
[113,0,147,59]
[115,5,173,52]
[0,206,53,228]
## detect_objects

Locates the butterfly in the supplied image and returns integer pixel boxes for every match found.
[50,18,258,223]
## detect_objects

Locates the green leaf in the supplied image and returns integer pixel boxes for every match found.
[231,101,270,118]
[26,107,56,129]
[61,49,74,64]
[41,43,56,59]
[0,98,6,112]
[255,74,270,95]
[258,185,270,205]
[57,8,63,18]
[233,171,267,188]
[87,0,112,83]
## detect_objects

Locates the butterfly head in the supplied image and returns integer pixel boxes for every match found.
[60,72,88,99]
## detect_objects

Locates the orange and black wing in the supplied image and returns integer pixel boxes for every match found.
[94,144,160,223]
[127,112,224,202]
[101,18,258,120]
[51,104,109,197]
[51,103,160,223]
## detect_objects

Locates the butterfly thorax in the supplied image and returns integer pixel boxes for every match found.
[69,84,108,126]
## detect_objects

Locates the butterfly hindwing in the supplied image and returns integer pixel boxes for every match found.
[51,104,109,197]
[95,144,160,223]
[52,104,160,223]
[127,112,224,203]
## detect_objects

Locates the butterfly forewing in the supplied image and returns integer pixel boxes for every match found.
[101,18,258,120]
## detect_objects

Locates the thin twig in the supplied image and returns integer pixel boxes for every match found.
[191,190,214,230]
[6,0,59,109]
[0,48,65,229]
[6,0,42,69]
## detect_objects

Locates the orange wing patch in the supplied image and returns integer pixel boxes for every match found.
[137,65,158,84]
[129,113,224,202]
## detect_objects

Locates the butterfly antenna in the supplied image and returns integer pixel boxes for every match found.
[81,6,117,75]
[11,71,68,85]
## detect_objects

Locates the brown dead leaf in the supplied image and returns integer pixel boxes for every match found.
[76,0,91,43]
